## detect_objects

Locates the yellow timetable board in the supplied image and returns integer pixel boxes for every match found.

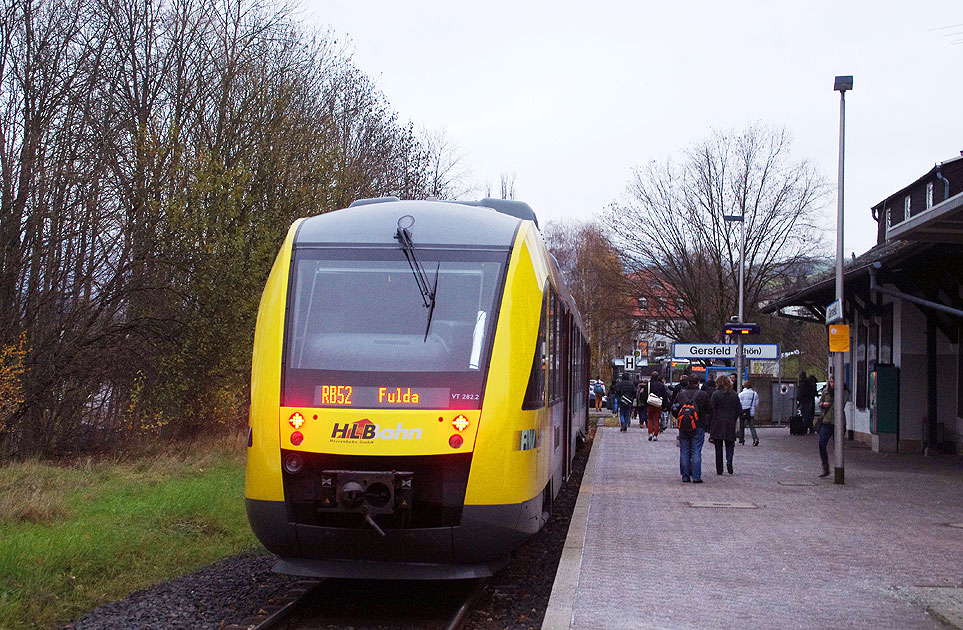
[828,324,850,352]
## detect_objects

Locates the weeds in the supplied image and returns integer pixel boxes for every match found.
[0,433,256,629]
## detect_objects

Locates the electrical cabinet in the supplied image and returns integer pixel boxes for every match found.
[870,364,899,434]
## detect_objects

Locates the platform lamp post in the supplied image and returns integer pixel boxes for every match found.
[723,211,746,394]
[833,75,852,485]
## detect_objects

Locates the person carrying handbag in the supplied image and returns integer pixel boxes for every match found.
[644,371,668,441]
[738,381,760,446]
[816,378,848,477]
[614,372,636,432]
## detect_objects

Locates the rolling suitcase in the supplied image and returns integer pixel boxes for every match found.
[789,413,807,435]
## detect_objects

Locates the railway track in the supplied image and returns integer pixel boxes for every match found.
[229,577,485,630]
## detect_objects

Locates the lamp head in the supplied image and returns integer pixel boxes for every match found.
[834,75,853,92]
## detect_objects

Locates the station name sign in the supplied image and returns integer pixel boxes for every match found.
[673,343,779,360]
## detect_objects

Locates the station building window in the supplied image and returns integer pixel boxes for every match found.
[880,304,893,364]
[958,328,963,418]
[868,318,878,376]
[856,322,868,410]
[855,305,893,412]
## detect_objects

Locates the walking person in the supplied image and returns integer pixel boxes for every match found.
[669,372,688,409]
[701,376,716,395]
[592,380,605,412]
[608,378,618,416]
[816,378,848,477]
[709,374,741,475]
[738,380,760,446]
[631,376,643,426]
[614,372,635,432]
[674,374,710,483]
[797,371,816,434]
[806,374,819,434]
[644,371,668,441]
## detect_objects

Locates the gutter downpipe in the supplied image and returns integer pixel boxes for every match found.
[936,165,950,202]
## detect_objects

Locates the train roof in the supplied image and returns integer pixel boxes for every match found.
[295,199,532,248]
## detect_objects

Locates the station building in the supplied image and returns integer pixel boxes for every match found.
[627,270,689,366]
[762,152,963,455]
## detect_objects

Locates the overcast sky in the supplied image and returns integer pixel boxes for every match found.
[304,0,962,257]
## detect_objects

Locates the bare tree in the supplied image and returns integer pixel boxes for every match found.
[499,172,515,200]
[543,219,635,380]
[607,124,831,343]
[420,125,472,199]
[0,0,474,457]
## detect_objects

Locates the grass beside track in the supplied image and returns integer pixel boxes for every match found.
[0,433,258,630]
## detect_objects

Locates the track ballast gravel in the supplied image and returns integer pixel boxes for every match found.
[63,426,594,630]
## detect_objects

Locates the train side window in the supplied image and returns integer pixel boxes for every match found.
[548,291,557,403]
[553,293,562,403]
[523,291,548,409]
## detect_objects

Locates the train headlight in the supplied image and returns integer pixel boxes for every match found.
[290,431,304,446]
[288,412,305,429]
[452,415,469,431]
[448,434,464,449]
[283,453,304,474]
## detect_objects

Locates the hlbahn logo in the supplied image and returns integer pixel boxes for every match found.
[330,418,423,442]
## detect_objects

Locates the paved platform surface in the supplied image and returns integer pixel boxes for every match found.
[544,418,963,630]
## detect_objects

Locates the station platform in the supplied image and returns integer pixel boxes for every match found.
[543,416,963,629]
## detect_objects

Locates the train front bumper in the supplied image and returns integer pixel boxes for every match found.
[246,495,542,579]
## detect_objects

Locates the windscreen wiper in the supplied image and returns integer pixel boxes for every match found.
[395,215,439,341]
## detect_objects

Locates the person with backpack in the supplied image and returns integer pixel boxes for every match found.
[632,378,644,424]
[673,374,710,482]
[668,371,689,424]
[631,375,642,423]
[592,380,605,412]
[709,374,741,475]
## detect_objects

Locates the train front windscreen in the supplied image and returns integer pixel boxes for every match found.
[282,248,507,410]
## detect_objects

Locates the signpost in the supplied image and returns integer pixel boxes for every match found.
[674,342,787,425]
[826,299,843,324]
[673,343,779,360]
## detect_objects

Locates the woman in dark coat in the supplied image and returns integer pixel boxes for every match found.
[709,374,741,475]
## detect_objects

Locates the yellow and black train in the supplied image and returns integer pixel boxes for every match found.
[245,197,590,579]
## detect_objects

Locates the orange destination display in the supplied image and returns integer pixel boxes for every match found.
[312,385,451,408]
